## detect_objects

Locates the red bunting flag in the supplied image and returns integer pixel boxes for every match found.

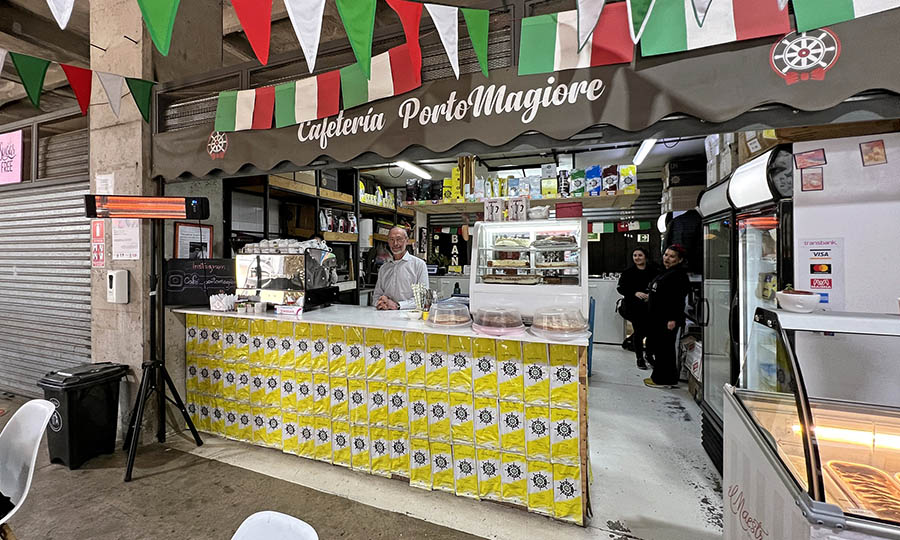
[232,0,273,65]
[386,0,423,73]
[60,64,92,116]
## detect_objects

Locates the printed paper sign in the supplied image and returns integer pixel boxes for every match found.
[798,238,844,310]
[0,130,23,185]
[112,218,141,260]
[95,173,115,195]
[91,219,105,268]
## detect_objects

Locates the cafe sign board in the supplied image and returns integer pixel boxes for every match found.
[0,130,23,185]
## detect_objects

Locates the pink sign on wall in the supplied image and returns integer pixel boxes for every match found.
[0,130,23,185]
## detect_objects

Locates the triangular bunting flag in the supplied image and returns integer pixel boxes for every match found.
[284,0,326,73]
[626,0,657,43]
[387,0,424,73]
[777,0,788,9]
[126,78,156,123]
[97,72,124,117]
[46,0,75,30]
[576,0,605,50]
[461,8,489,77]
[9,53,50,108]
[135,0,181,56]
[232,0,273,65]
[691,0,714,26]
[60,64,92,116]
[0,49,7,73]
[792,0,900,32]
[336,0,377,78]
[425,4,459,79]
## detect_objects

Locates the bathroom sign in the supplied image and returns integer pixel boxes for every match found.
[798,238,844,311]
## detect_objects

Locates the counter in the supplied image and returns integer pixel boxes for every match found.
[171,304,590,525]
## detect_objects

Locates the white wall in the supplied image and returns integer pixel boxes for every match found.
[792,133,900,407]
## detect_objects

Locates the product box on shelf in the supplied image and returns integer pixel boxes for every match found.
[738,130,780,164]
[618,165,637,194]
[718,143,739,181]
[662,158,705,190]
[585,165,603,196]
[601,165,619,194]
[704,134,720,161]
[706,159,719,187]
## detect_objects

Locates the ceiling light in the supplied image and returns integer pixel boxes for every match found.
[657,213,668,234]
[395,160,432,180]
[633,138,658,166]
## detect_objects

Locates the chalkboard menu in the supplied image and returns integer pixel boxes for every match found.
[164,259,236,306]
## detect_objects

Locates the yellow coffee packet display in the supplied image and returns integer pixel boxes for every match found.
[223,400,240,440]
[387,384,409,429]
[369,426,392,477]
[197,358,211,395]
[297,415,315,458]
[295,372,313,414]
[550,407,580,465]
[449,392,474,444]
[389,429,410,476]
[384,330,406,383]
[351,423,371,473]
[345,326,366,378]
[282,414,299,455]
[277,321,296,369]
[477,448,502,501]
[549,344,579,409]
[408,387,429,438]
[185,313,198,354]
[249,319,265,365]
[365,328,387,380]
[235,361,251,403]
[263,320,279,367]
[405,332,426,386]
[525,405,551,460]
[294,323,312,371]
[499,400,525,453]
[331,420,351,467]
[453,444,479,499]
[222,362,237,400]
[327,325,347,376]
[262,367,281,407]
[330,377,349,420]
[210,398,225,435]
[501,452,527,506]
[448,336,473,391]
[232,318,250,361]
[430,441,455,493]
[222,317,235,358]
[313,416,332,462]
[425,333,448,389]
[310,324,329,373]
[280,370,297,411]
[251,407,267,445]
[426,389,450,442]
[409,438,432,490]
[472,338,498,397]
[235,402,253,442]
[249,366,266,405]
[196,316,210,357]
[348,379,368,424]
[474,397,499,449]
[497,340,524,401]
[312,373,330,416]
[367,381,388,426]
[553,463,583,525]
[264,407,282,448]
[527,460,554,516]
[207,317,223,358]
[186,392,199,427]
[523,343,550,405]
[209,359,224,397]
[186,356,199,392]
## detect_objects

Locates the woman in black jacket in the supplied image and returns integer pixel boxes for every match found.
[645,244,691,388]
[617,248,657,370]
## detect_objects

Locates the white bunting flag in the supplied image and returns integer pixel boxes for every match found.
[284,0,326,73]
[576,0,606,50]
[691,0,714,26]
[0,49,7,73]
[425,4,459,79]
[46,0,75,30]
[777,0,789,9]
[97,72,124,118]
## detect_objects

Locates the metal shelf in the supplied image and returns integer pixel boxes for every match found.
[759,308,900,337]
[478,246,581,252]
[400,190,641,214]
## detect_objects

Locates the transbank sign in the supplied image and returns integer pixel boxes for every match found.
[0,129,23,185]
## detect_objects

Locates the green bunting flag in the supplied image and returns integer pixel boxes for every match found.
[136,0,181,56]
[335,0,377,78]
[461,8,490,77]
[125,77,156,123]
[626,0,657,43]
[9,53,50,108]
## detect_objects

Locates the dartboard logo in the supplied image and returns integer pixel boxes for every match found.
[212,369,222,381]
[413,450,427,465]
[200,368,210,379]
[224,371,235,384]
[285,424,296,436]
[267,338,278,351]
[390,393,405,408]
[353,437,366,451]
[283,381,294,393]
[478,409,494,424]
[371,393,385,407]
[314,340,325,353]
[454,406,469,422]
[267,377,278,389]
[392,440,406,455]
[334,434,348,448]
[187,403,196,414]
[555,367,573,384]
[527,365,545,381]
[770,28,840,86]
[268,418,279,430]
[333,387,346,402]
[187,328,197,339]
[504,413,521,430]
[434,455,449,470]
[476,357,493,374]
[502,361,518,377]
[226,412,236,423]
[331,343,343,356]
[301,427,313,440]
[253,375,265,389]
[298,340,309,352]
[240,414,251,426]
[281,339,292,351]
[558,479,577,498]
[315,384,328,397]
[239,373,249,385]
[412,402,426,417]
[458,460,474,476]
[213,408,222,420]
[200,329,209,340]
[481,461,497,477]
[531,419,547,436]
[211,330,220,341]
[429,353,444,368]
[252,337,262,349]
[431,403,446,419]
[351,391,365,405]
[298,383,310,396]
[373,440,387,455]
[225,335,235,345]
[317,429,329,442]
[409,352,424,367]
[388,349,401,363]
[556,421,574,439]
[239,334,248,345]
[254,416,264,427]
[369,346,382,360]
[188,366,197,377]
[349,345,362,359]
[452,353,468,369]
[532,472,549,490]
[505,463,523,480]
[207,131,228,159]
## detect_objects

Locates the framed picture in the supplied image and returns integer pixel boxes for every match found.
[794,149,827,169]
[860,140,888,167]
[801,167,824,192]
[174,222,213,259]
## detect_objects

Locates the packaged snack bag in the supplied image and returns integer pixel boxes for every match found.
[370,426,392,477]
[235,402,253,442]
[454,444,479,499]
[327,325,347,376]
[477,447,502,501]
[497,340,524,401]
[367,381,388,426]
[234,361,251,403]
[523,343,550,405]
[223,400,240,440]
[263,320,279,367]
[262,367,281,406]
[472,338,498,397]
[314,416,332,462]
[409,438,432,490]
[550,407,580,465]
[366,328,387,380]
[430,441,455,492]
[310,324,328,373]
[448,336,473,391]
[346,326,366,378]
[312,373,330,415]
[474,397,499,449]
[384,330,405,383]
[277,321,296,369]
[388,384,409,429]
[185,313,198,354]
[525,405,551,459]
[282,414,299,455]
[249,320,265,366]
[501,452,528,505]
[499,400,526,453]
[297,415,315,458]
[390,429,410,476]
[330,377,349,420]
[405,332,426,386]
[232,318,250,361]
[294,323,312,371]
[425,334,448,389]
[426,389,450,442]
[222,361,237,400]
[527,460,554,516]
[553,463,584,525]
[295,372,313,414]
[280,370,297,411]
[549,344,579,409]
[449,392,474,444]
[331,420,351,467]
[351,423,371,473]
[348,379,368,424]
[408,387,429,438]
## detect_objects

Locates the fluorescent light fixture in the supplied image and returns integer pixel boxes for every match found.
[396,160,432,180]
[632,138,657,166]
[727,149,775,209]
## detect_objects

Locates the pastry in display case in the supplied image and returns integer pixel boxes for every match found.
[472,307,525,336]
[530,307,590,340]
[427,301,472,327]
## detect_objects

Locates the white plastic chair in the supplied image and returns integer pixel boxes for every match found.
[0,399,55,528]
[231,511,318,540]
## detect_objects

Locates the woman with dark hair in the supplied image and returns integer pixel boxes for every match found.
[644,244,691,388]
[617,247,658,370]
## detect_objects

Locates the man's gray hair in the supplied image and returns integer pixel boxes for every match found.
[388,226,408,237]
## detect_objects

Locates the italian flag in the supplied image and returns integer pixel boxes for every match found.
[640,0,790,57]
[793,0,900,32]
[340,43,421,110]
[274,71,341,129]
[215,87,275,132]
[518,4,634,76]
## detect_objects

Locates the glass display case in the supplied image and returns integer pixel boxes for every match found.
[235,250,338,305]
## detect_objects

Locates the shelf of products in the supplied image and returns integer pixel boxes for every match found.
[322,232,358,242]
[371,234,414,245]
[400,190,641,214]
[359,202,397,216]
[319,188,354,206]
[267,175,318,198]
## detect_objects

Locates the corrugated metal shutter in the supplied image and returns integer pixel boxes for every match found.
[38,128,90,179]
[0,178,92,396]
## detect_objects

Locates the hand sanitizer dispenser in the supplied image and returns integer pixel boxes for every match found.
[107,269,129,304]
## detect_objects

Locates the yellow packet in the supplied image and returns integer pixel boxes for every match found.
[263,320,280,367]
[497,340,524,401]
[370,426,392,477]
[222,361,237,400]
[389,429,410,476]
[473,338,498,397]
[280,370,297,411]
[297,415,315,458]
[501,452,527,506]
[553,463,584,525]
[313,416,332,463]
[310,324,329,373]
[196,316,210,357]
[251,407,267,445]
[312,373,330,416]
[222,317,235,358]
[277,321,296,369]
[295,372,313,414]
[409,438,432,490]
[261,368,281,406]
[449,392,474,444]
[430,441,455,493]
[210,397,225,435]
[197,357,211,395]
[448,336,473,391]
[207,316,223,358]
[331,420,351,467]
[185,392,199,429]
[282,414,299,455]
[345,326,366,378]
[186,356,199,392]
[264,407,282,448]
[367,381,388,426]
[405,332,426,386]
[550,344,580,409]
[234,361,251,403]
[426,389,450,442]
[185,313,198,354]
[365,328,387,380]
[474,397,500,448]
[453,444,479,499]
[550,407,580,465]
[348,379,368,424]
[327,325,347,376]
[330,377,349,420]
[408,387,429,438]
[499,400,526,453]
[249,319,265,366]
[387,384,408,429]
[523,343,550,405]
[525,405,551,460]
[231,318,250,361]
[209,358,224,397]
[384,330,406,383]
[223,399,240,440]
[351,423,371,473]
[294,323,312,372]
[477,447,502,501]
[425,334,448,389]
[235,402,253,442]
[527,460,554,516]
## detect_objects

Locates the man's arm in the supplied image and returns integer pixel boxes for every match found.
[373,265,385,302]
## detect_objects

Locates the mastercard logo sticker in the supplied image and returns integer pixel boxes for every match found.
[810,264,832,274]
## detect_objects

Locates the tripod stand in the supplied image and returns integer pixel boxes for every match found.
[123,218,202,482]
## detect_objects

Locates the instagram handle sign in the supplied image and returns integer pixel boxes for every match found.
[0,130,22,185]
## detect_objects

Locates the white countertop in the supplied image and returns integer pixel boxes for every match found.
[172,305,589,346]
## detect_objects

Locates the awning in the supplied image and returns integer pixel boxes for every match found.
[152,12,900,180]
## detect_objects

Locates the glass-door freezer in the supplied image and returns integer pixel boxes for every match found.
[702,217,733,423]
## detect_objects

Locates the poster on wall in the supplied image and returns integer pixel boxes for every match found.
[798,238,844,311]
[0,130,23,185]
[112,219,141,260]
[174,222,213,259]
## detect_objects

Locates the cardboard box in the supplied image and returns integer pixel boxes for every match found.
[718,143,738,181]
[665,185,705,212]
[706,159,719,187]
[738,130,780,164]
[662,158,706,190]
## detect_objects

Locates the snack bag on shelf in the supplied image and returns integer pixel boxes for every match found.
[185,313,198,354]
[448,336,473,391]
[327,325,347,376]
[370,426,392,477]
[499,400,526,453]
[367,381,388,426]
[348,379,368,424]
[408,387,429,438]
[280,370,297,411]
[450,392,474,444]
[390,429,410,476]
[553,463,584,525]
[351,423,371,473]
[310,324,329,373]
[405,332,426,385]
[431,441,455,493]
[210,398,225,435]
[602,165,619,195]
[295,372,313,414]
[388,384,409,429]
[312,374,330,415]
[234,361,251,403]
[586,165,603,196]
[294,323,312,372]
[330,377,349,420]
[454,444,479,499]
[409,438,432,490]
[474,397,500,449]
[497,340,524,401]
[426,389,451,442]
[248,320,265,366]
[222,362,237,400]
[346,327,365,378]
[297,415,315,458]
[366,328,387,380]
[277,321,296,369]
[549,344,579,409]
[550,407,580,465]
[570,169,586,197]
[477,447,502,501]
[501,452,528,505]
[527,460,555,516]
[618,164,637,194]
[223,399,240,440]
[235,402,253,442]
[313,416,332,462]
[282,414,299,455]
[425,334,449,389]
[331,420,351,467]
[385,330,406,383]
[186,356,199,392]
[523,343,550,405]
[262,368,281,406]
[525,405,551,460]
[263,320,279,367]
[472,338,498,397]
[209,359,224,397]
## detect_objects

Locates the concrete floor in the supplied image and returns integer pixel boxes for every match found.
[0,344,724,540]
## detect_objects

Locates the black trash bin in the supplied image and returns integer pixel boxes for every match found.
[38,362,129,469]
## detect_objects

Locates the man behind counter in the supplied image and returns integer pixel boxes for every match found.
[374,226,429,310]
